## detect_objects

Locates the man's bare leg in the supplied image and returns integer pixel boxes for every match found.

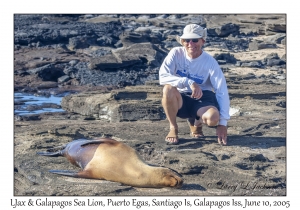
[196,106,220,126]
[197,106,228,145]
[187,106,220,137]
[187,117,204,137]
[161,85,183,143]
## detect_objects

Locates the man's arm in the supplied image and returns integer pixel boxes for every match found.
[159,48,195,89]
[209,63,230,126]
[210,61,230,145]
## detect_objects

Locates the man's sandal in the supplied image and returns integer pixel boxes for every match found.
[187,120,204,138]
[165,128,179,145]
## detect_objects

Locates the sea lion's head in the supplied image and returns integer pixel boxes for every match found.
[161,168,183,188]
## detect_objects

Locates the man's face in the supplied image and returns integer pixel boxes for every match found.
[182,38,205,58]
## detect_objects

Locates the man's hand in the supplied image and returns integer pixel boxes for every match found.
[216,125,227,145]
[190,82,203,99]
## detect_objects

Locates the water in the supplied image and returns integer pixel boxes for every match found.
[14,92,65,115]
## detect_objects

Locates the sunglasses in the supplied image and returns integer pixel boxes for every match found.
[183,39,199,43]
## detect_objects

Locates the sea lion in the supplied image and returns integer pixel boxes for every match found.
[37,138,183,188]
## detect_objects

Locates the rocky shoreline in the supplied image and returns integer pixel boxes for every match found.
[14,14,286,196]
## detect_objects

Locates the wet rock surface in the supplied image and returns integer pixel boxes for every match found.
[14,14,286,196]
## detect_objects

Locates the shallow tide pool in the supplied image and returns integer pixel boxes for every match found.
[14,92,65,115]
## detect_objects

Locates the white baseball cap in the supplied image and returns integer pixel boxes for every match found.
[179,24,207,41]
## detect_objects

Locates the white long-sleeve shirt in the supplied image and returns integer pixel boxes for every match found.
[159,46,230,126]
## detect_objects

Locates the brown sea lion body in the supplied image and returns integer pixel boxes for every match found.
[37,138,183,188]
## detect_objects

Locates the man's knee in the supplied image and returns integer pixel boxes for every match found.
[162,85,181,103]
[161,85,182,109]
[162,84,178,97]
[205,116,219,126]
[201,107,220,126]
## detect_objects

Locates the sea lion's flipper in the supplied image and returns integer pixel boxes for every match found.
[36,151,63,157]
[49,170,80,177]
[79,139,117,147]
[46,144,67,151]
[49,170,95,179]
[36,144,67,156]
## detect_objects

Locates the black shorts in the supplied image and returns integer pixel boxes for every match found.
[176,90,220,119]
